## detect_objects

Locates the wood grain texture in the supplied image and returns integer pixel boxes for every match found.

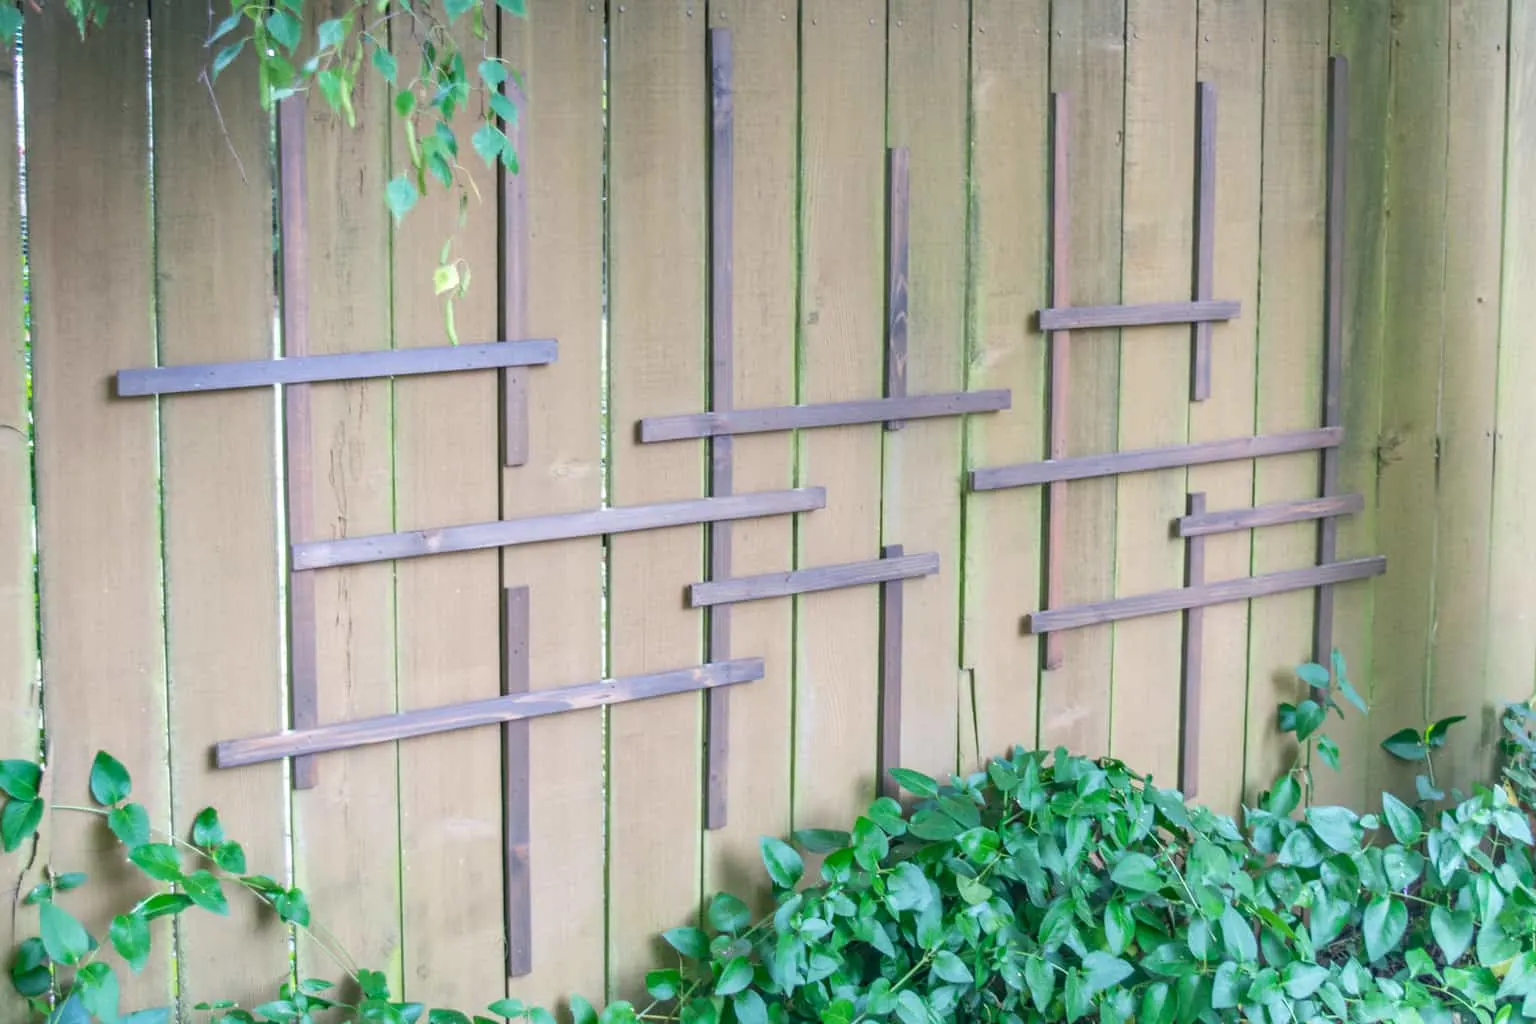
[878,545,906,799]
[391,14,505,998]
[217,661,765,768]
[1043,91,1072,672]
[294,489,824,570]
[1029,557,1386,634]
[503,586,532,977]
[639,390,1010,442]
[116,340,557,396]
[884,146,910,430]
[28,8,171,1006]
[972,427,1342,490]
[704,26,734,832]
[1039,0,1126,761]
[1180,494,1206,797]
[962,0,1050,763]
[152,10,288,1007]
[1191,82,1217,401]
[885,0,967,783]
[0,42,38,1023]
[703,0,798,915]
[1187,0,1264,818]
[287,18,402,987]
[1177,493,1363,538]
[1109,0,1197,785]
[501,45,531,468]
[796,0,886,828]
[606,2,708,999]
[501,2,607,1005]
[1244,0,1331,805]
[1037,299,1238,332]
[690,552,939,607]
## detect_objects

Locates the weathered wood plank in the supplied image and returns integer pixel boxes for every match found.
[501,47,531,467]
[972,427,1342,490]
[1180,493,1207,797]
[1038,298,1238,332]
[1029,557,1386,634]
[503,586,532,977]
[1177,493,1363,538]
[690,552,939,607]
[217,660,765,768]
[885,146,910,431]
[293,488,825,570]
[1191,82,1217,401]
[878,545,906,798]
[1043,91,1072,672]
[639,390,1010,442]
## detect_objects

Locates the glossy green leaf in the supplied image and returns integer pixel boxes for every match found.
[191,807,223,849]
[1296,662,1330,690]
[1382,727,1428,761]
[89,752,132,806]
[661,927,709,961]
[1081,951,1134,996]
[932,950,972,985]
[265,10,301,52]
[1362,895,1407,964]
[76,962,119,1023]
[883,861,930,913]
[714,957,752,997]
[759,836,803,889]
[108,803,151,849]
[731,990,766,1024]
[1306,805,1362,853]
[109,912,150,973]
[1381,792,1421,845]
[1220,904,1257,963]
[887,767,939,799]
[40,901,91,964]
[1,795,43,853]
[0,760,41,802]
[1025,953,1054,1012]
[184,870,229,915]
[129,844,182,882]
[1110,852,1161,893]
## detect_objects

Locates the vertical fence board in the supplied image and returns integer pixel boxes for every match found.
[963,1,1049,762]
[703,0,797,908]
[607,0,707,999]
[0,38,36,1024]
[27,6,171,1009]
[1427,0,1506,792]
[289,29,402,986]
[1242,0,1329,802]
[885,0,967,782]
[1038,0,1125,759]
[391,26,505,1005]
[152,8,288,1007]
[1187,0,1263,816]
[501,1,608,1007]
[1365,0,1448,802]
[1487,0,1536,725]
[1109,0,1196,785]
[795,0,886,825]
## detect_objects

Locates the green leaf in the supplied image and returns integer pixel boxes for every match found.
[714,957,752,997]
[184,870,229,915]
[385,175,419,221]
[494,0,527,15]
[1296,662,1330,690]
[40,901,92,964]
[89,752,132,806]
[644,969,681,1001]
[315,15,347,50]
[141,893,193,920]
[191,808,223,848]
[0,760,41,802]
[1495,809,1534,846]
[1064,970,1090,1024]
[1292,700,1327,741]
[54,872,86,892]
[1282,963,1329,999]
[1336,669,1368,714]
[1104,898,1134,955]
[1140,982,1173,1024]
[661,926,709,961]
[932,950,972,985]
[883,861,930,913]
[395,88,417,119]
[1219,904,1257,963]
[1380,792,1421,845]
[129,844,182,882]
[488,90,519,125]
[894,990,928,1024]
[76,962,120,1023]
[1306,805,1362,853]
[1024,954,1055,1013]
[0,5,22,42]
[887,767,939,798]
[567,996,598,1024]
[1263,773,1301,817]
[820,998,855,1024]
[759,836,803,889]
[265,10,301,52]
[1382,727,1428,761]
[1317,735,1341,771]
[443,0,473,21]
[274,887,310,926]
[108,803,151,849]
[1081,951,1134,996]
[1426,715,1466,749]
[429,1012,472,1024]
[1362,894,1407,964]
[1109,851,1161,893]
[706,892,750,934]
[11,937,50,997]
[792,828,849,854]
[1211,962,1242,1009]
[214,840,247,874]
[1277,828,1324,869]
[109,912,151,973]
[477,58,508,90]
[119,1009,171,1024]
[1,795,43,852]
[731,990,766,1024]
[867,797,906,835]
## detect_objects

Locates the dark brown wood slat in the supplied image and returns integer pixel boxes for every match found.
[216,657,766,769]
[293,487,826,570]
[1044,91,1072,671]
[117,338,559,397]
[688,551,939,607]
[704,26,733,832]
[1025,555,1386,634]
[638,389,1011,442]
[502,585,532,977]
[877,544,904,800]
[277,96,318,791]
[885,147,910,430]
[970,426,1342,491]
[1191,82,1217,402]
[1180,494,1206,798]
[1036,298,1239,333]
[501,72,531,467]
[1314,55,1349,677]
[1176,493,1364,538]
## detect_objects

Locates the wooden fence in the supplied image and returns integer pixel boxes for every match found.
[0,0,1532,1017]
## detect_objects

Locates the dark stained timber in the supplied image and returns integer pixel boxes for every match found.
[877,545,905,800]
[1043,91,1073,671]
[1025,556,1387,634]
[689,551,939,607]
[1180,494,1206,798]
[500,68,531,467]
[970,426,1342,491]
[1315,55,1350,675]
[293,487,827,570]
[1036,299,1239,333]
[1176,493,1364,538]
[885,147,910,430]
[117,338,559,396]
[215,657,767,768]
[1191,82,1217,401]
[502,586,532,977]
[638,390,1011,443]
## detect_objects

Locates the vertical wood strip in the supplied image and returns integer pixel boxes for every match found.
[704,27,734,831]
[278,98,319,792]
[1191,81,1217,402]
[154,10,287,1007]
[884,147,910,430]
[1180,493,1206,797]
[503,585,533,976]
[1044,91,1072,672]
[28,6,170,1006]
[878,544,905,799]
[501,2,607,1007]
[502,66,530,466]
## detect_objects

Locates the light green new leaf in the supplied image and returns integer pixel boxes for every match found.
[385,175,419,222]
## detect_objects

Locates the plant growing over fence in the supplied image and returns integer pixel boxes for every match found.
[5,670,1536,1023]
